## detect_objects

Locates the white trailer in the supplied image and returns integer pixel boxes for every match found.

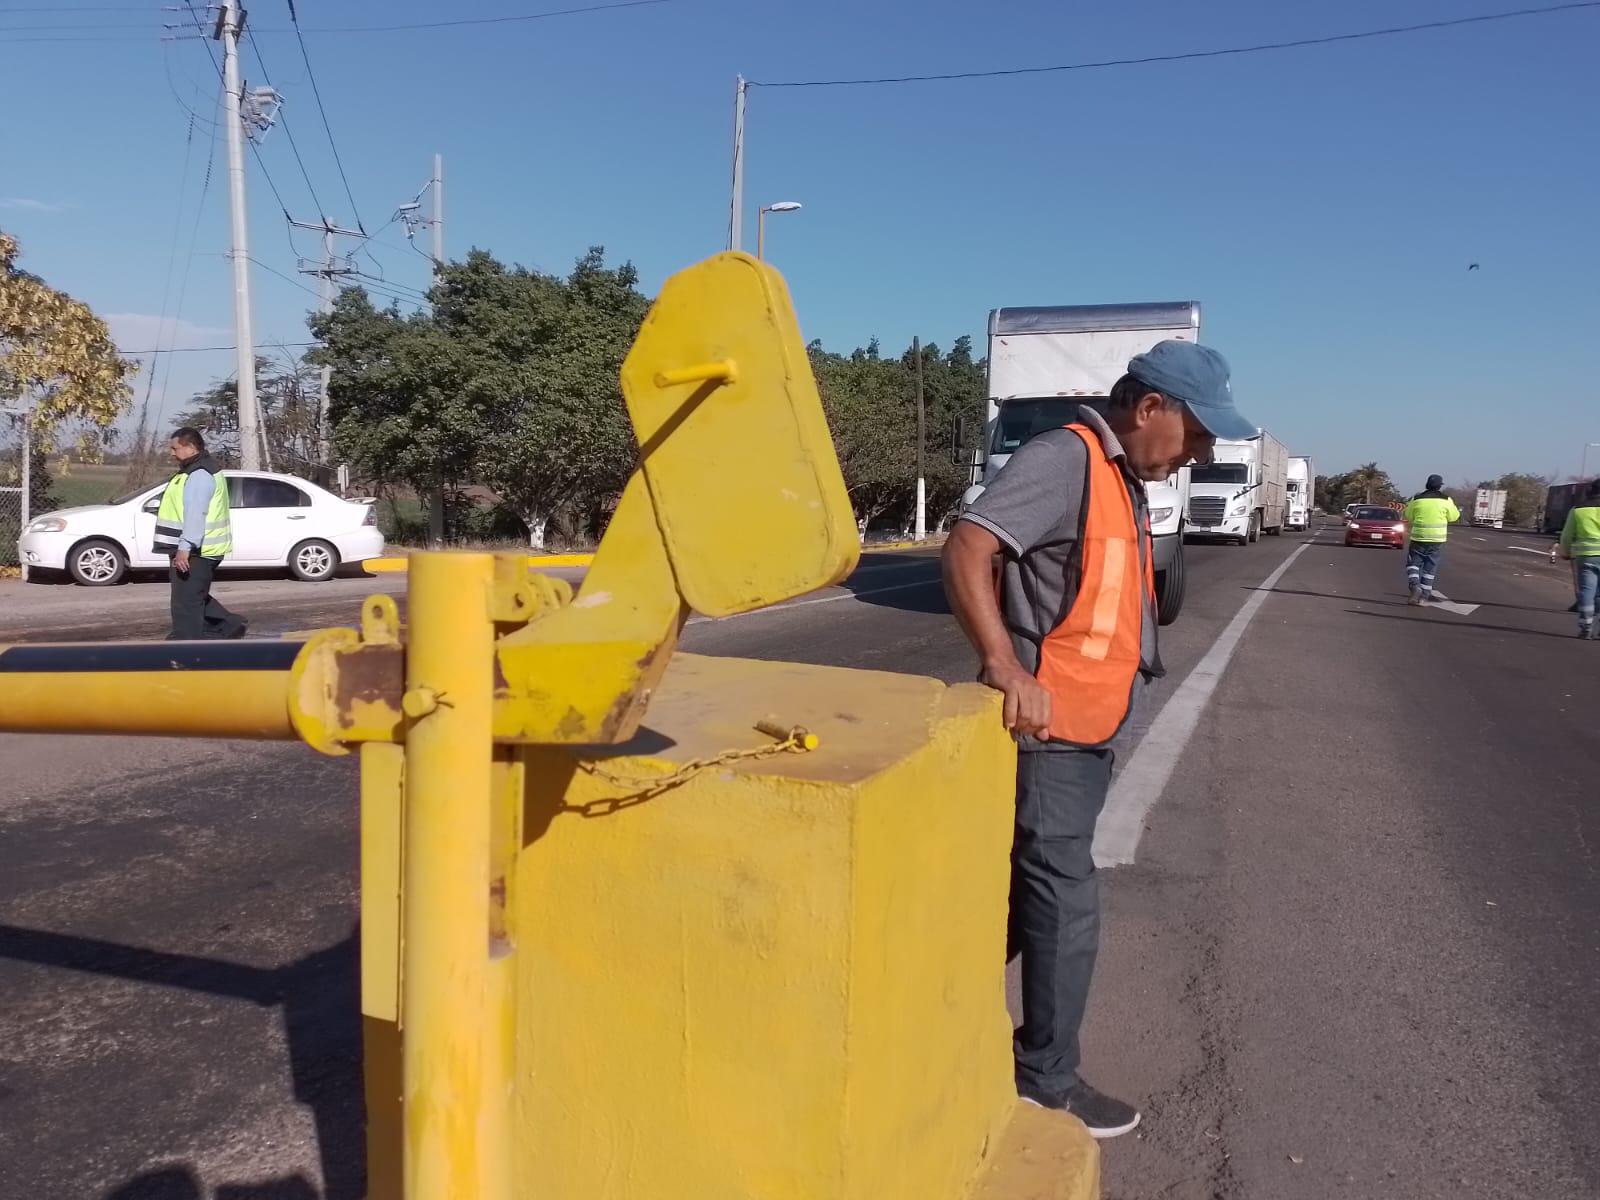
[1286,455,1314,531]
[1186,430,1288,545]
[1473,487,1507,528]
[963,301,1201,623]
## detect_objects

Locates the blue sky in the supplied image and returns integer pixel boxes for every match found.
[2,0,1598,487]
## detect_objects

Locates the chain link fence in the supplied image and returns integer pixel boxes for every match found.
[1,408,37,577]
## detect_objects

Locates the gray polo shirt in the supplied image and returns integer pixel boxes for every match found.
[959,405,1160,751]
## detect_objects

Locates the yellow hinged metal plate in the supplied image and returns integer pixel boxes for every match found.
[620,252,859,618]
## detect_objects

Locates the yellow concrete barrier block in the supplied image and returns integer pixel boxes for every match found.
[507,653,1097,1199]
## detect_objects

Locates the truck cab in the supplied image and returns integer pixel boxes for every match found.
[1186,432,1287,545]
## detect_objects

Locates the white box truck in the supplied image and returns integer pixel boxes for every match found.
[962,301,1200,623]
[1286,455,1314,531]
[1186,430,1288,544]
[1474,487,1507,528]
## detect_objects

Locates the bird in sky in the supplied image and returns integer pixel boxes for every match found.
[1468,263,1481,271]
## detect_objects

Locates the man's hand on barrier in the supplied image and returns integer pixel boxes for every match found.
[982,658,1052,739]
[174,548,191,575]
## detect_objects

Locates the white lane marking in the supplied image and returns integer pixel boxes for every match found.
[687,575,938,625]
[1509,546,1551,556]
[1094,535,1322,868]
[1424,599,1480,616]
[1472,536,1487,541]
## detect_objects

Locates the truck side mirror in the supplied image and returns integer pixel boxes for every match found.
[951,415,967,465]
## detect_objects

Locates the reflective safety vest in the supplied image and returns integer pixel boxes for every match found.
[1034,423,1154,748]
[1404,494,1459,544]
[1562,503,1600,558]
[153,466,233,558]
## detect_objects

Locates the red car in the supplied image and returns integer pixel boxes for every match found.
[1345,505,1407,548]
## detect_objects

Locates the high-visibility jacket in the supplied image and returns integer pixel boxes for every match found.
[153,460,233,558]
[1561,503,1600,559]
[1404,493,1460,544]
[1033,423,1153,747]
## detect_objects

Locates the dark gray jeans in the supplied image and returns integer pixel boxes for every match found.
[167,556,244,640]
[1011,746,1114,1093]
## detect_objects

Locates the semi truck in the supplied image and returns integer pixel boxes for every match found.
[1186,430,1288,544]
[1473,487,1507,528]
[1543,482,1583,534]
[962,301,1201,624]
[1286,455,1314,531]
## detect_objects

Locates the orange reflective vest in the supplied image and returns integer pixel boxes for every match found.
[1034,423,1154,747]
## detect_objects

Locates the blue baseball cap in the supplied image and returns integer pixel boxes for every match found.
[1126,340,1257,441]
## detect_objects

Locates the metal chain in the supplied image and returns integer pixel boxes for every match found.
[574,726,815,813]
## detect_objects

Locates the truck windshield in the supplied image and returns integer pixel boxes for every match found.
[1190,463,1249,485]
[992,397,1085,455]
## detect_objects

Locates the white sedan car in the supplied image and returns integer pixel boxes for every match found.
[18,470,386,586]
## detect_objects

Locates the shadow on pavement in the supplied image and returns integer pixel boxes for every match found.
[1266,585,1575,634]
[846,556,949,614]
[0,923,362,1200]
[107,1167,318,1199]
[1343,607,1577,641]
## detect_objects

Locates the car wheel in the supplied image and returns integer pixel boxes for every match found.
[289,538,340,582]
[68,538,128,586]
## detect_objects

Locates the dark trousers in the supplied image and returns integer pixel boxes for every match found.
[1011,747,1114,1093]
[167,556,243,640]
[1405,541,1444,597]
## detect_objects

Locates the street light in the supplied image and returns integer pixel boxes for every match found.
[757,201,802,260]
[1581,442,1600,482]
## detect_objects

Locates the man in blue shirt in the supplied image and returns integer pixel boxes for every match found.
[155,427,246,639]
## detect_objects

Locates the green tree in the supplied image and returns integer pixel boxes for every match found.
[311,289,484,519]
[172,352,322,473]
[1319,463,1401,511]
[431,247,646,547]
[1,230,135,523]
[810,342,914,536]
[1493,471,1549,529]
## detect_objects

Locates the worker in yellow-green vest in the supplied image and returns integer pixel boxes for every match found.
[155,427,247,640]
[1559,479,1600,639]
[1403,474,1461,606]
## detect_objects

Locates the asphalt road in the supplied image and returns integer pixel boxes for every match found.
[1,526,1595,1199]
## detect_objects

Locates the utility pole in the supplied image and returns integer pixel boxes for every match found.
[913,336,927,541]
[431,153,444,271]
[399,155,447,543]
[291,218,361,472]
[728,76,747,251]
[428,154,445,545]
[216,0,262,470]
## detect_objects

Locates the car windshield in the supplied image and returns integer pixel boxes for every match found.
[992,397,1086,455]
[1354,507,1401,521]
[109,483,162,505]
[1190,463,1249,485]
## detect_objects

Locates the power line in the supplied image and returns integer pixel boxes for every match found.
[132,104,205,440]
[243,27,329,222]
[155,87,223,428]
[751,1,1600,87]
[285,0,365,232]
[263,0,672,34]
[243,254,323,298]
[119,342,317,355]
[349,270,429,301]
[162,40,220,129]
[2,0,672,40]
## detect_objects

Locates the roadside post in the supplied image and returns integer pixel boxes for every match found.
[0,254,1098,1200]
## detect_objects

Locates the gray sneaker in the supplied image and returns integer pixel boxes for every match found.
[1017,1078,1142,1139]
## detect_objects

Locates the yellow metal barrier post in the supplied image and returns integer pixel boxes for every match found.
[401,552,502,1200]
